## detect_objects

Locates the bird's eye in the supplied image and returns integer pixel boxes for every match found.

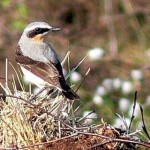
[35,28,41,32]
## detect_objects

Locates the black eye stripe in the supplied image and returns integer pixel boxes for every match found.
[35,28,49,34]
[35,27,42,32]
[27,28,50,38]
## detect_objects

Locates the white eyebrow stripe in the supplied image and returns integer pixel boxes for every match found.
[24,24,52,32]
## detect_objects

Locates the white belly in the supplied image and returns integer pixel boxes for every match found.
[20,65,46,88]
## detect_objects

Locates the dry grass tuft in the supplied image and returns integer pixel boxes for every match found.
[0,83,69,149]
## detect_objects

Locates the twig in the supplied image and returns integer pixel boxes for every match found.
[0,117,18,142]
[5,58,8,88]
[75,68,90,93]
[116,113,129,132]
[9,62,25,91]
[76,132,150,149]
[73,104,82,113]
[126,130,141,137]
[61,51,70,66]
[78,131,111,139]
[17,133,77,150]
[78,110,95,122]
[29,87,47,100]
[65,54,88,79]
[140,105,150,140]
[129,91,137,131]
[4,94,37,108]
[61,126,93,131]
[91,137,150,149]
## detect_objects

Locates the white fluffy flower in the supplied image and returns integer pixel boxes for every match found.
[137,121,143,130]
[96,85,107,96]
[83,111,97,124]
[113,118,130,130]
[113,78,122,90]
[146,95,150,105]
[33,87,48,96]
[119,98,130,112]
[88,47,105,61]
[70,71,81,82]
[131,70,143,81]
[122,81,133,94]
[102,78,113,91]
[93,94,103,105]
[128,102,140,117]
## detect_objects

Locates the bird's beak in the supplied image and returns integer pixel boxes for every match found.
[50,27,61,32]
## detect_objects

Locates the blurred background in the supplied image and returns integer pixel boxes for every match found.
[0,0,150,130]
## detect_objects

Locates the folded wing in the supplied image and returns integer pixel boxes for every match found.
[15,46,80,100]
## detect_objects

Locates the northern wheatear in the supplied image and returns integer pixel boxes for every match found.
[15,22,80,100]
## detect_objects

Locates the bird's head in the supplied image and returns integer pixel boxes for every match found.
[22,22,60,42]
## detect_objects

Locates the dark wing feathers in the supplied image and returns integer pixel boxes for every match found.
[15,46,80,100]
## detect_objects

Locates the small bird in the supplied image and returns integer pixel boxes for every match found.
[15,22,80,100]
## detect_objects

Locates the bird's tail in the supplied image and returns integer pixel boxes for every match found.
[53,62,80,100]
[62,86,80,100]
[57,72,80,100]
[48,86,80,100]
[48,85,80,100]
